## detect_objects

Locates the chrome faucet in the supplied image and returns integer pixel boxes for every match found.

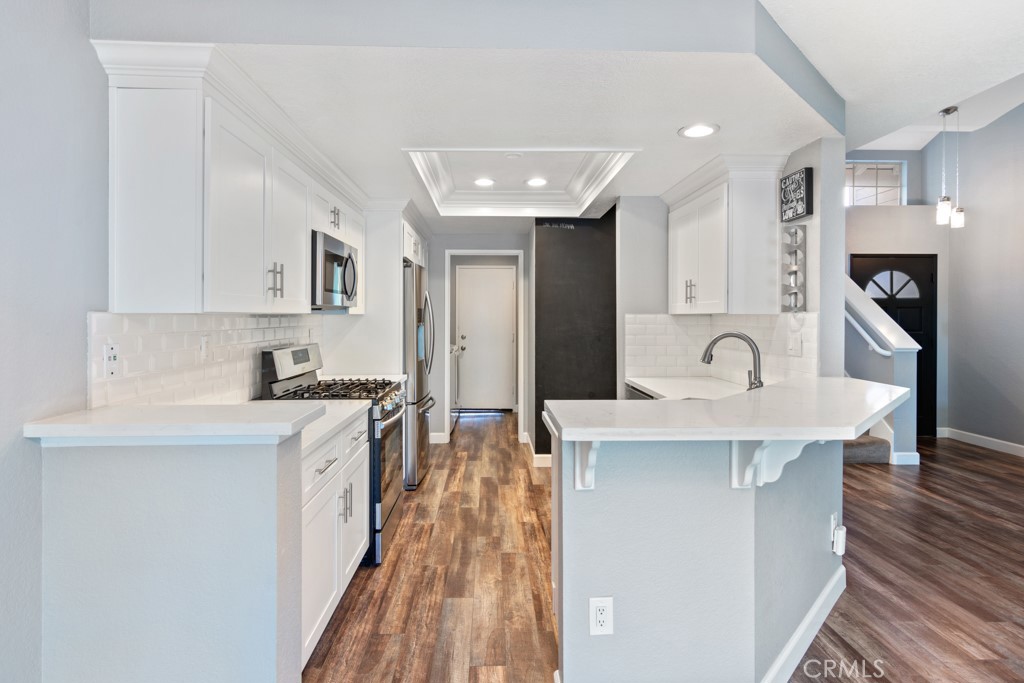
[699,332,764,390]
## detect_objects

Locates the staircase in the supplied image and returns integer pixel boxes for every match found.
[843,434,892,464]
[844,276,922,465]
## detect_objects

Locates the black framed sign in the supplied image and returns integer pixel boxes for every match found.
[780,167,813,222]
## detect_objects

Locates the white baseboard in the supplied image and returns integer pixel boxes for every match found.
[524,433,552,468]
[553,671,561,683]
[519,431,529,444]
[429,431,449,444]
[891,451,920,465]
[937,428,1024,457]
[759,565,847,683]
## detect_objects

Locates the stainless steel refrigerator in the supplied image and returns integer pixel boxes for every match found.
[403,258,435,489]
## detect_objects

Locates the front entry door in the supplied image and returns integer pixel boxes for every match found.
[850,254,938,436]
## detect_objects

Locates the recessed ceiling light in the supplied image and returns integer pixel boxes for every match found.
[678,123,720,138]
[526,177,548,187]
[505,152,524,159]
[474,178,495,187]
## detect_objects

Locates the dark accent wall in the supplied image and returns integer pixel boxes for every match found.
[534,207,617,454]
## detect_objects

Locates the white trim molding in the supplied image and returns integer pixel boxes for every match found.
[92,40,369,211]
[891,451,920,465]
[429,431,450,445]
[661,154,788,210]
[759,565,847,683]
[405,148,636,217]
[937,428,1024,458]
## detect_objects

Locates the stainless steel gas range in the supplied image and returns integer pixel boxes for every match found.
[261,343,405,565]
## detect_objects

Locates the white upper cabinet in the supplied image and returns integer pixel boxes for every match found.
[403,220,427,267]
[95,41,368,314]
[204,101,273,313]
[666,156,786,316]
[269,153,312,313]
[668,184,728,314]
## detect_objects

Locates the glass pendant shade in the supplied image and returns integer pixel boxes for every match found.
[936,197,952,225]
[950,206,965,229]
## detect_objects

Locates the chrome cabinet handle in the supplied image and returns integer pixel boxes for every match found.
[351,429,367,442]
[268,262,284,298]
[339,487,348,522]
[347,482,354,518]
[315,457,337,476]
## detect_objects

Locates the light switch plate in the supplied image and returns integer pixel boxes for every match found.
[787,332,802,357]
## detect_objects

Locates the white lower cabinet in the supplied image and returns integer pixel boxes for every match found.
[339,442,370,588]
[301,469,342,664]
[300,413,371,667]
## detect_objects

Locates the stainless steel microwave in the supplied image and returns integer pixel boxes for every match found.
[312,229,358,310]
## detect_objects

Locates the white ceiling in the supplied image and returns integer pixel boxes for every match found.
[222,45,837,234]
[760,0,1024,150]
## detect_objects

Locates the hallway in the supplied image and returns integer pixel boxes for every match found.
[303,414,557,683]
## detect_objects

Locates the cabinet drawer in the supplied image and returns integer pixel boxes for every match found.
[340,411,370,464]
[302,437,342,505]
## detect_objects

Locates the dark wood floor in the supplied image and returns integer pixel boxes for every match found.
[303,413,558,683]
[306,420,1024,682]
[794,437,1024,682]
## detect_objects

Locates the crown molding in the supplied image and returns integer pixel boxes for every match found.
[405,148,636,217]
[92,40,369,211]
[661,154,789,209]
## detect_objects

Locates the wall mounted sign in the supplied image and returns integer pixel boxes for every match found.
[780,167,813,222]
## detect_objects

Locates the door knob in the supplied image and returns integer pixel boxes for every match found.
[460,345,466,351]
[460,335,466,340]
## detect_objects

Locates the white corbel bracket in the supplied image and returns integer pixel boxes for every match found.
[730,439,825,489]
[574,440,600,490]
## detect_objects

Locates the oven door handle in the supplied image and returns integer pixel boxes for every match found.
[380,405,407,430]
[419,397,436,414]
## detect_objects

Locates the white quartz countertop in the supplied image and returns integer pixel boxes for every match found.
[294,400,371,454]
[626,376,749,400]
[23,403,326,444]
[545,377,909,442]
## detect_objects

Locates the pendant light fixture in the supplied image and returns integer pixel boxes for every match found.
[935,106,954,225]
[950,106,966,229]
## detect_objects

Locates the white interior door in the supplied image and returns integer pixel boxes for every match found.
[456,266,517,410]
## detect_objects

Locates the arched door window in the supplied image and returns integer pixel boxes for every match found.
[864,270,920,300]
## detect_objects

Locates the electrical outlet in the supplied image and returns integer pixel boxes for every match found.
[589,597,613,635]
[103,344,121,378]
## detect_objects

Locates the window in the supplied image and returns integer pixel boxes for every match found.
[844,162,904,207]
[864,270,920,300]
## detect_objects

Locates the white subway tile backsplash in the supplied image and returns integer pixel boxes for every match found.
[88,312,323,408]
[624,311,819,384]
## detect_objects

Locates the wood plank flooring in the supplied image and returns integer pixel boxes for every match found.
[306,418,1024,682]
[793,437,1024,682]
[303,413,557,683]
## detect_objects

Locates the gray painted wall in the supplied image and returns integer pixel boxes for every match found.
[616,198,669,398]
[783,138,847,377]
[946,104,1024,445]
[425,233,532,438]
[89,0,756,52]
[845,149,925,205]
[0,1,109,680]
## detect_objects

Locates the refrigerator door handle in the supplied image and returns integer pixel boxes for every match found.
[423,290,436,374]
[419,396,436,414]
